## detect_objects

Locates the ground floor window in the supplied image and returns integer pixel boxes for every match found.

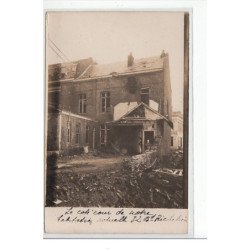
[100,125,110,146]
[76,123,80,144]
[67,122,71,143]
[86,125,90,144]
[92,127,96,149]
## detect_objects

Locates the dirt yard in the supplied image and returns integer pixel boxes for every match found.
[46,150,184,208]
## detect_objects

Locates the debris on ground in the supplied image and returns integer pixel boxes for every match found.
[168,149,183,168]
[46,150,184,208]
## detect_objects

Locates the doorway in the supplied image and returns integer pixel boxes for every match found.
[144,131,154,150]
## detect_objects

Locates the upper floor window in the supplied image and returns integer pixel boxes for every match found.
[79,93,87,114]
[76,123,80,144]
[141,87,149,105]
[101,91,110,112]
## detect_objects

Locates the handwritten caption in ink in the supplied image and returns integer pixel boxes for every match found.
[57,207,188,225]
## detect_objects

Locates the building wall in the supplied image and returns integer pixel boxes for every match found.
[59,113,97,155]
[49,57,173,157]
[171,131,181,149]
[60,71,167,123]
[47,111,98,155]
[171,113,183,149]
[160,121,172,158]
[163,55,173,119]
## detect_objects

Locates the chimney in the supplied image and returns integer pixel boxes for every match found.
[160,50,166,58]
[127,52,134,67]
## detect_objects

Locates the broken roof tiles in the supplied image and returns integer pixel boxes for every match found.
[78,56,164,80]
[48,55,165,82]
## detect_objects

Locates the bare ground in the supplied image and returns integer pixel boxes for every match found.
[46,150,184,208]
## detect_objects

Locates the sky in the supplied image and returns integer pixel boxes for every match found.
[46,12,184,112]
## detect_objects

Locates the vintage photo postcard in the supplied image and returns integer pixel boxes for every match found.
[45,11,190,236]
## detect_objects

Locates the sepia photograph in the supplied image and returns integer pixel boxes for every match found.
[45,11,189,234]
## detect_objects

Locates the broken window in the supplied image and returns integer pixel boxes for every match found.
[100,125,109,146]
[76,123,80,144]
[85,125,90,144]
[141,87,149,105]
[127,77,137,94]
[67,122,71,143]
[101,91,110,112]
[79,93,87,113]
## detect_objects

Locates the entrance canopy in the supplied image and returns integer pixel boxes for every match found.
[107,102,173,128]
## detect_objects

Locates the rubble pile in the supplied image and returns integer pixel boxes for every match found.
[168,149,183,168]
[46,151,184,208]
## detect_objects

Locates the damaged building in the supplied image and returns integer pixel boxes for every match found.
[47,52,173,159]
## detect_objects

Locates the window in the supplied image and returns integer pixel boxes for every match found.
[85,125,90,144]
[100,125,109,146]
[171,136,174,146]
[67,122,71,143]
[180,137,183,147]
[100,125,105,145]
[101,91,111,112]
[76,123,80,144]
[79,93,87,113]
[141,87,149,105]
[92,128,96,149]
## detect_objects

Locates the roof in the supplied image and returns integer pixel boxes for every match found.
[48,55,166,83]
[48,58,93,82]
[108,102,173,128]
[77,56,164,80]
[47,103,96,122]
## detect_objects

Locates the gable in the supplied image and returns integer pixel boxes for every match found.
[124,104,163,120]
[112,102,173,128]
